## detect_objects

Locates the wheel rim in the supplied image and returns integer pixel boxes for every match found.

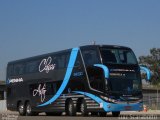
[69,103,72,115]
[19,104,24,113]
[80,103,84,113]
[26,104,31,114]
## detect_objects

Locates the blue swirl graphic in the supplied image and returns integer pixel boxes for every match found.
[38,48,79,107]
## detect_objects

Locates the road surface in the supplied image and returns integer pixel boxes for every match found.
[0,111,159,120]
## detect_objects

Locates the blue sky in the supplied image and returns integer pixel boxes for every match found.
[0,0,160,80]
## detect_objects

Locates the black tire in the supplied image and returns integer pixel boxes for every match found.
[66,99,76,116]
[112,111,120,117]
[18,102,26,116]
[80,99,88,116]
[99,112,106,117]
[26,102,38,116]
[46,112,62,116]
[91,112,98,116]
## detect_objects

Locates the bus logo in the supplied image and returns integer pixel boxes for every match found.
[33,84,47,102]
[39,56,56,73]
[8,78,23,84]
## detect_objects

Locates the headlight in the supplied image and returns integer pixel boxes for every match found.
[100,95,109,101]
[100,95,116,103]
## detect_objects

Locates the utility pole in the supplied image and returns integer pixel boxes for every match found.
[157,85,158,110]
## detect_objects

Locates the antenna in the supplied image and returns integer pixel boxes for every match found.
[92,41,96,45]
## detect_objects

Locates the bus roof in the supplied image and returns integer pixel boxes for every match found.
[80,44,131,50]
[7,48,72,65]
[8,44,131,65]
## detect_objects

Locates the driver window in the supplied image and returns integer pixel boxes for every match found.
[82,49,100,67]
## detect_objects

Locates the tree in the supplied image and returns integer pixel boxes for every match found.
[139,48,160,86]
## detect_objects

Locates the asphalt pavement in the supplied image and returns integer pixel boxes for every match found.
[0,111,159,120]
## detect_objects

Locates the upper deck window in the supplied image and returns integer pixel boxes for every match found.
[26,60,40,73]
[100,47,138,64]
[81,49,100,67]
[14,63,25,75]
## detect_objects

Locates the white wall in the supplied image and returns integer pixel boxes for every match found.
[0,100,7,112]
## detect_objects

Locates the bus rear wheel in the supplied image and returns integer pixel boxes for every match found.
[26,102,38,116]
[18,102,26,116]
[80,99,88,116]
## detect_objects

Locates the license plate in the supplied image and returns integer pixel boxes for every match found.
[125,106,132,110]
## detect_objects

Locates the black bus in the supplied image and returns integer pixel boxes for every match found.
[6,45,151,117]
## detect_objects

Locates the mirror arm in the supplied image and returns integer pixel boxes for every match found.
[94,64,109,79]
[140,66,151,81]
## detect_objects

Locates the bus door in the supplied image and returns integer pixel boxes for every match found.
[81,47,106,92]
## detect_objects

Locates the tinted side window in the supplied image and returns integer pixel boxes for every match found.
[81,49,100,67]
[14,63,25,75]
[55,52,70,69]
[26,60,40,73]
[57,55,65,69]
[65,53,70,67]
[74,52,83,68]
[46,82,57,95]
[7,65,13,76]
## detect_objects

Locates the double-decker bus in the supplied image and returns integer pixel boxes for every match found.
[6,45,151,117]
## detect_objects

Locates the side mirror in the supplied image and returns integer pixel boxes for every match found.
[94,64,109,79]
[94,64,110,91]
[140,66,151,81]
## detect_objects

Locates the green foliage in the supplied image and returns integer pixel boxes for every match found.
[139,48,160,85]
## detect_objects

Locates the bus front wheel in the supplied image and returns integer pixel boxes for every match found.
[80,99,88,116]
[99,112,106,117]
[67,99,76,116]
[112,111,120,117]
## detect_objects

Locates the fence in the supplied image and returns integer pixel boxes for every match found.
[143,92,160,110]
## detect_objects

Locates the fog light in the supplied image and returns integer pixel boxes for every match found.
[100,95,109,101]
[112,99,115,102]
[100,102,103,108]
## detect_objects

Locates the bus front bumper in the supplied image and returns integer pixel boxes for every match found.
[101,102,143,112]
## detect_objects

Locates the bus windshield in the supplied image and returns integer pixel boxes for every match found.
[100,47,138,65]
[109,76,141,93]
